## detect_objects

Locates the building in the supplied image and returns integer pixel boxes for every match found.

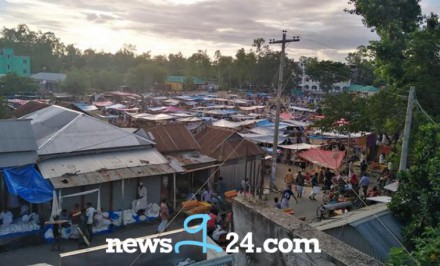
[299,62,351,94]
[19,105,178,214]
[0,48,31,77]
[31,72,66,92]
[347,84,380,96]
[142,124,217,206]
[165,76,206,91]
[194,126,264,190]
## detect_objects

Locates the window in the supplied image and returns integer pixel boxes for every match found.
[7,64,10,70]
[7,54,10,59]
[23,69,27,74]
[23,59,28,64]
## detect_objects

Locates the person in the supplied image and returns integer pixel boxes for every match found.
[157,199,169,233]
[132,182,148,214]
[324,168,332,192]
[360,160,368,174]
[337,172,346,194]
[281,186,297,209]
[368,186,380,197]
[379,153,385,164]
[216,176,226,196]
[359,173,370,197]
[285,169,294,189]
[295,171,305,198]
[350,174,360,196]
[51,215,63,251]
[0,208,13,225]
[94,210,112,228]
[241,178,250,193]
[309,173,319,200]
[201,188,213,203]
[212,223,229,244]
[274,197,282,209]
[207,208,218,235]
[318,168,324,184]
[85,203,96,241]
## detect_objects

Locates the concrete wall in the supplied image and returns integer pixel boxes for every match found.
[232,197,383,266]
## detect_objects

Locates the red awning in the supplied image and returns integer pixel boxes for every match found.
[298,149,345,170]
[280,112,293,120]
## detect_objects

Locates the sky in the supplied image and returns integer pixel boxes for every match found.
[0,0,439,62]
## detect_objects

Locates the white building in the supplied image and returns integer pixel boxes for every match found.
[299,63,351,94]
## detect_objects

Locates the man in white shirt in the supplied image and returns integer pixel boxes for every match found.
[85,202,96,240]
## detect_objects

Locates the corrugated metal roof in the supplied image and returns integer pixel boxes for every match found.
[20,105,155,155]
[311,204,402,263]
[0,120,37,153]
[166,152,216,167]
[0,151,37,168]
[47,164,175,189]
[195,126,263,161]
[12,101,50,118]
[311,204,389,230]
[31,72,66,82]
[147,124,201,153]
[38,149,169,179]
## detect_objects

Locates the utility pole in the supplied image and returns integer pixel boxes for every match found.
[269,31,300,189]
[399,86,415,171]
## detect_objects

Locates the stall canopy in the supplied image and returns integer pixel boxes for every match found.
[2,165,53,203]
[279,143,321,150]
[298,149,345,170]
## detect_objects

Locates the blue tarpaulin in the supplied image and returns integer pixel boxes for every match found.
[2,165,54,203]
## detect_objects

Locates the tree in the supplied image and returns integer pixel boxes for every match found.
[124,64,167,92]
[0,73,39,95]
[314,92,371,133]
[389,227,440,265]
[388,124,440,249]
[183,77,196,91]
[62,68,90,95]
[345,45,377,86]
[90,69,123,92]
[0,96,9,119]
[0,24,65,72]
[186,50,212,79]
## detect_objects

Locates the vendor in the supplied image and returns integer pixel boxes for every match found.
[132,182,148,214]
[94,210,112,228]
[0,208,13,226]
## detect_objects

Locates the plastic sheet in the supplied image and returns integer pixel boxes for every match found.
[2,165,53,203]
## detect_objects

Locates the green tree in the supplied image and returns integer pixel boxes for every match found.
[186,50,212,79]
[388,124,440,249]
[183,76,196,91]
[0,73,39,94]
[90,69,123,92]
[62,68,90,95]
[345,45,377,86]
[213,50,234,90]
[124,64,167,92]
[0,24,65,72]
[314,92,371,133]
[389,227,440,265]
[0,96,8,119]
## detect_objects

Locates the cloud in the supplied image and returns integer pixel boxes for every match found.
[1,0,438,61]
